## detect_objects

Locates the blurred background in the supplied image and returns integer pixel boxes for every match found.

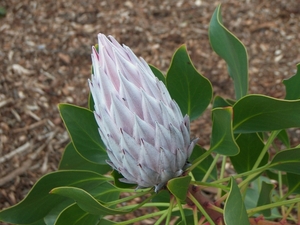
[0,0,299,212]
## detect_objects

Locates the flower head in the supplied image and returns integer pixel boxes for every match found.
[89,34,198,192]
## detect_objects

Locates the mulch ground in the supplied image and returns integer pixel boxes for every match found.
[0,0,300,223]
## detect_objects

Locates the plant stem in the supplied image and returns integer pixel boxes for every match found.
[106,189,153,207]
[175,196,187,225]
[278,171,285,216]
[247,198,300,216]
[211,164,270,185]
[188,147,215,172]
[165,196,175,225]
[154,210,168,225]
[116,210,166,225]
[252,130,280,170]
[192,181,229,191]
[187,184,224,224]
[217,155,227,199]
[192,206,198,225]
[188,192,216,225]
[202,154,220,183]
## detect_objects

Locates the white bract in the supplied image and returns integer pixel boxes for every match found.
[89,34,198,192]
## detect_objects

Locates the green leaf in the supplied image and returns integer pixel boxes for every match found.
[224,177,250,225]
[257,181,274,217]
[167,176,191,202]
[0,171,109,224]
[287,173,300,195]
[44,199,74,225]
[166,45,212,121]
[190,145,217,181]
[50,187,130,215]
[233,94,300,133]
[111,170,136,189]
[230,133,268,174]
[54,204,102,225]
[152,189,171,207]
[150,64,166,84]
[88,92,95,111]
[210,107,239,156]
[58,142,111,174]
[283,64,300,100]
[276,130,290,148]
[59,104,108,164]
[209,5,248,100]
[213,96,233,108]
[88,181,120,203]
[269,148,300,174]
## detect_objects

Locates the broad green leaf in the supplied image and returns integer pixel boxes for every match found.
[166,45,212,121]
[150,64,166,84]
[269,148,300,174]
[257,181,274,217]
[244,188,258,210]
[224,177,250,225]
[233,95,300,133]
[210,107,239,156]
[51,187,130,215]
[230,133,268,173]
[44,199,74,225]
[209,5,248,100]
[167,176,191,202]
[54,204,102,225]
[283,64,300,100]
[59,104,108,164]
[59,142,111,174]
[213,96,233,108]
[287,173,300,195]
[190,145,217,181]
[0,171,109,224]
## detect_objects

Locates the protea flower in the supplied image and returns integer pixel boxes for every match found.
[89,34,198,192]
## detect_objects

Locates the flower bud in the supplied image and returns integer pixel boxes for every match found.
[89,34,198,192]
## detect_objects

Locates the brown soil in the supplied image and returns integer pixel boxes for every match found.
[0,0,300,223]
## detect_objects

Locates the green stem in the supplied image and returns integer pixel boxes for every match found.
[202,154,220,183]
[120,202,170,210]
[165,197,175,225]
[116,210,166,225]
[208,203,224,214]
[247,198,300,216]
[106,190,152,207]
[192,181,229,191]
[154,209,168,225]
[187,192,216,225]
[217,155,227,199]
[188,147,215,172]
[283,202,295,222]
[239,131,280,196]
[252,130,280,170]
[278,171,285,216]
[193,207,198,225]
[211,164,270,184]
[176,197,187,225]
